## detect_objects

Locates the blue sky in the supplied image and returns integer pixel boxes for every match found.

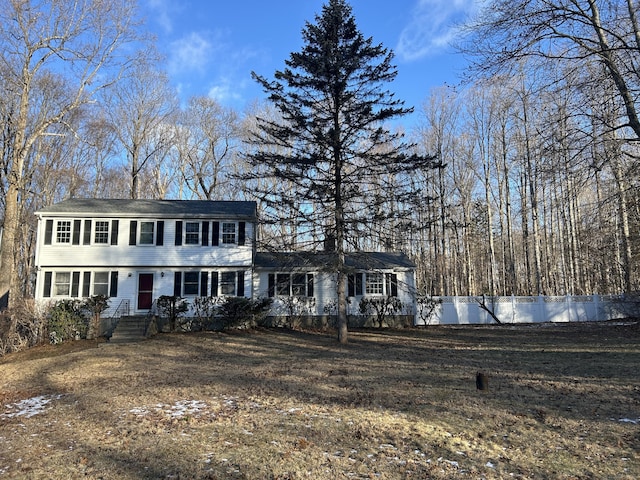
[142,0,481,125]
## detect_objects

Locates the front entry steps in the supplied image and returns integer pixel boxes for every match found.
[109,315,149,343]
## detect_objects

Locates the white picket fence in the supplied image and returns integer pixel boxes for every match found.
[416,295,638,325]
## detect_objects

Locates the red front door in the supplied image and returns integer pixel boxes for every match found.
[137,273,154,310]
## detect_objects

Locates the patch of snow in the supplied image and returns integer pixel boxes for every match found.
[618,418,639,424]
[1,394,62,419]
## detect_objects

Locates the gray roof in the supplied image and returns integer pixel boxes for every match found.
[255,251,415,271]
[37,199,257,219]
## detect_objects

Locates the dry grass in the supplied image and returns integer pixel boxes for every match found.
[1,322,639,479]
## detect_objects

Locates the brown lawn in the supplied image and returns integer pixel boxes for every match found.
[0,322,639,479]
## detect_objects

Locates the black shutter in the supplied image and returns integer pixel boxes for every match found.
[82,272,91,297]
[348,274,355,297]
[356,273,363,296]
[71,271,80,297]
[83,220,91,245]
[238,222,246,246]
[44,220,53,245]
[174,272,182,296]
[211,271,218,296]
[200,271,208,297]
[237,271,245,297]
[129,221,138,245]
[109,271,118,297]
[268,273,275,297]
[212,221,219,246]
[175,221,183,246]
[111,220,119,245]
[72,220,81,245]
[156,221,164,246]
[202,222,209,246]
[388,273,398,297]
[43,271,52,297]
[307,274,314,297]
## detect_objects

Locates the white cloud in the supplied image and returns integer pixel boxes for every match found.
[396,0,482,61]
[168,31,216,75]
[207,78,244,104]
[146,0,177,34]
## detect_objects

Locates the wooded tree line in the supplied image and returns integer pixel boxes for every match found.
[0,0,638,310]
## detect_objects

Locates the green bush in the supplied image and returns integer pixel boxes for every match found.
[217,297,272,330]
[48,299,88,343]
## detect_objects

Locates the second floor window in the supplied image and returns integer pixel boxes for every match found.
[185,222,200,245]
[139,222,154,245]
[94,221,109,244]
[222,222,236,244]
[56,221,71,244]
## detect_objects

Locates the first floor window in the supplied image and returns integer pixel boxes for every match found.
[220,272,237,295]
[269,273,314,297]
[56,221,72,243]
[54,272,71,296]
[291,274,307,297]
[349,272,398,297]
[366,273,384,295]
[43,270,116,298]
[183,271,200,295]
[276,273,291,296]
[94,221,109,244]
[93,272,110,296]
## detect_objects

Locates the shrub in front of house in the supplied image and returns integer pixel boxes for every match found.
[48,299,88,343]
[156,295,189,332]
[217,297,273,330]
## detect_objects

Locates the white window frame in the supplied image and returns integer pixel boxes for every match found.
[93,271,110,296]
[56,221,72,244]
[182,271,200,296]
[94,221,110,244]
[219,271,237,296]
[139,221,155,245]
[365,272,384,296]
[185,222,200,245]
[53,271,71,296]
[221,222,237,244]
[274,272,313,297]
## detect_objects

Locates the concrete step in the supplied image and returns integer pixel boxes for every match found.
[109,315,149,343]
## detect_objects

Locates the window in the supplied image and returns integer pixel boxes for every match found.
[54,272,71,296]
[93,272,109,296]
[94,221,109,244]
[269,273,314,297]
[222,222,236,244]
[291,274,307,297]
[183,272,200,295]
[56,221,72,244]
[366,273,384,295]
[185,222,200,245]
[219,272,236,295]
[276,273,291,296]
[139,222,154,245]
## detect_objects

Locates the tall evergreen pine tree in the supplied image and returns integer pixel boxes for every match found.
[244,0,436,343]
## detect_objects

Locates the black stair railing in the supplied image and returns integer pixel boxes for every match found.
[105,299,130,338]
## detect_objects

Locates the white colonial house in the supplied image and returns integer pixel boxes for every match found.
[34,199,417,329]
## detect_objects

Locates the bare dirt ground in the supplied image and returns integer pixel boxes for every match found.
[1,321,639,479]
